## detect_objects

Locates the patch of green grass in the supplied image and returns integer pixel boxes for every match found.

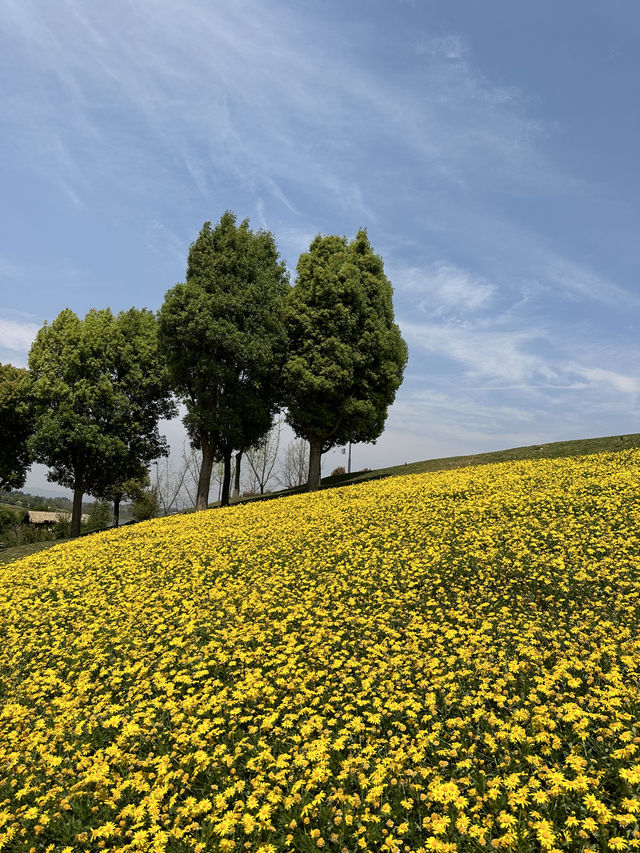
[0,539,70,565]
[0,501,28,522]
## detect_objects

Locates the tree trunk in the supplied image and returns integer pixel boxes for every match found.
[113,495,121,528]
[233,449,243,499]
[220,449,232,507]
[71,484,84,537]
[307,437,323,491]
[196,435,215,511]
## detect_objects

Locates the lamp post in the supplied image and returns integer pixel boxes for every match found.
[340,443,353,474]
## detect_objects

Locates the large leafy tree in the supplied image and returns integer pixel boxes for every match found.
[92,308,176,525]
[0,363,33,491]
[158,211,289,510]
[212,382,276,507]
[283,229,408,490]
[29,307,174,535]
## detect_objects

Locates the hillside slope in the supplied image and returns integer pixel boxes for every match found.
[319,431,640,489]
[1,450,640,852]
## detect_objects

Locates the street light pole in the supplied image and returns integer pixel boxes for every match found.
[348,442,352,474]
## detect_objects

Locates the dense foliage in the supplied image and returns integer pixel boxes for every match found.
[28,308,173,535]
[92,308,176,523]
[1,451,640,852]
[283,230,407,489]
[0,363,33,491]
[158,212,289,509]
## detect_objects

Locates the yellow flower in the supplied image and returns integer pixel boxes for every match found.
[534,819,556,850]
[3,450,640,851]
[621,766,640,784]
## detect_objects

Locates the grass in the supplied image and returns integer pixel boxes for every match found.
[0,501,28,521]
[0,538,71,565]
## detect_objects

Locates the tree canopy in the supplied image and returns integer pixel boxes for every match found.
[92,308,176,523]
[283,229,407,489]
[158,211,289,509]
[0,363,33,491]
[29,307,174,535]
[20,218,407,512]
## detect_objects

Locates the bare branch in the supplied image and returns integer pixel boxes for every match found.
[244,419,282,495]
[277,437,309,489]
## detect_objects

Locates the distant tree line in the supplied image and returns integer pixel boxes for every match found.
[0,211,407,536]
[0,489,74,513]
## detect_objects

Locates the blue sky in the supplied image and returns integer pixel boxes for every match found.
[1,0,639,494]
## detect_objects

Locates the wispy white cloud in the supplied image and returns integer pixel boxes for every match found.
[403,319,554,385]
[0,316,39,352]
[542,254,640,309]
[144,220,190,271]
[393,388,535,434]
[392,262,496,317]
[0,0,557,223]
[404,315,640,397]
[384,364,640,461]
[574,366,640,395]
[388,228,640,427]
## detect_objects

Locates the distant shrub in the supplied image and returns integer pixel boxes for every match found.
[85,500,112,532]
[331,466,346,476]
[132,488,160,522]
[0,509,16,534]
[54,514,72,539]
[5,525,56,546]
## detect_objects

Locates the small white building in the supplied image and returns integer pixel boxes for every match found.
[27,511,89,525]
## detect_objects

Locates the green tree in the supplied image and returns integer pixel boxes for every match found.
[97,470,149,528]
[283,229,408,490]
[0,508,18,536]
[85,499,112,532]
[213,386,276,507]
[0,363,33,491]
[29,308,174,536]
[129,478,160,522]
[92,308,176,524]
[158,211,289,510]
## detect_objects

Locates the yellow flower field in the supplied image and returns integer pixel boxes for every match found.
[1,451,640,853]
